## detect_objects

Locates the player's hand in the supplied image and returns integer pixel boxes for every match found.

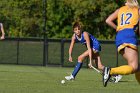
[0,35,5,40]
[69,56,73,62]
[88,63,93,68]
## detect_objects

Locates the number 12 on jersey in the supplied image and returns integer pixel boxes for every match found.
[121,13,132,25]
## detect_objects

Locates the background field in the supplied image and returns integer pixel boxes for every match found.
[0,64,139,93]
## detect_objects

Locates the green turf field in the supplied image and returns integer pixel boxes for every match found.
[0,64,139,93]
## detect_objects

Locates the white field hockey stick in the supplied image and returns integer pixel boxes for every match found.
[90,66,103,75]
[90,66,115,82]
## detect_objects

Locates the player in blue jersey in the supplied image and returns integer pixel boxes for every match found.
[65,22,122,82]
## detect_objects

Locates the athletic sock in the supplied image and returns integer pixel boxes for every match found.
[72,62,83,78]
[110,65,133,75]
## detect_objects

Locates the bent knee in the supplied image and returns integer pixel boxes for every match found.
[78,56,84,62]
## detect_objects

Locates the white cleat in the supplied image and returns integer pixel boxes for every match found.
[114,75,122,83]
[65,74,74,81]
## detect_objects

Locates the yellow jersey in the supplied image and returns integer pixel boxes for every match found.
[117,6,139,31]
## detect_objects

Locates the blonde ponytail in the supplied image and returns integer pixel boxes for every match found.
[126,0,139,8]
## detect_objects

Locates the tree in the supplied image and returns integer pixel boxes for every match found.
[0,0,124,39]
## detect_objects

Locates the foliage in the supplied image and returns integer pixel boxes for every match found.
[0,0,42,37]
[0,0,125,39]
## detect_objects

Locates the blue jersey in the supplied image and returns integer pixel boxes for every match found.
[75,32,101,52]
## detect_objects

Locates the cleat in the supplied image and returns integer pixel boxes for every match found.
[109,75,122,83]
[113,75,122,83]
[65,74,74,81]
[103,67,111,87]
[108,77,116,82]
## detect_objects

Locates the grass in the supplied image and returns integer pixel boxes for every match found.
[0,64,139,93]
[0,40,140,93]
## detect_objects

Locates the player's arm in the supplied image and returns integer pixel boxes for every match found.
[0,23,5,40]
[83,32,92,67]
[106,9,119,30]
[68,34,75,62]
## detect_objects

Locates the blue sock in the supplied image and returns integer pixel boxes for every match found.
[72,62,83,78]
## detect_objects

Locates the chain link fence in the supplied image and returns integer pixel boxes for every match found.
[0,37,125,67]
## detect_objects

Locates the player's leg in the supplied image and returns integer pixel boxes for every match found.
[103,47,138,87]
[110,47,138,75]
[93,52,104,70]
[65,50,89,80]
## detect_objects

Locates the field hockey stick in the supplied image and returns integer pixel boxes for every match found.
[90,66,103,75]
[90,66,115,82]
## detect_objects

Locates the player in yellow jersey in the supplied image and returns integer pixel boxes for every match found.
[103,0,140,87]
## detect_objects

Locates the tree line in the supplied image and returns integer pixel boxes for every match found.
[0,0,125,39]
